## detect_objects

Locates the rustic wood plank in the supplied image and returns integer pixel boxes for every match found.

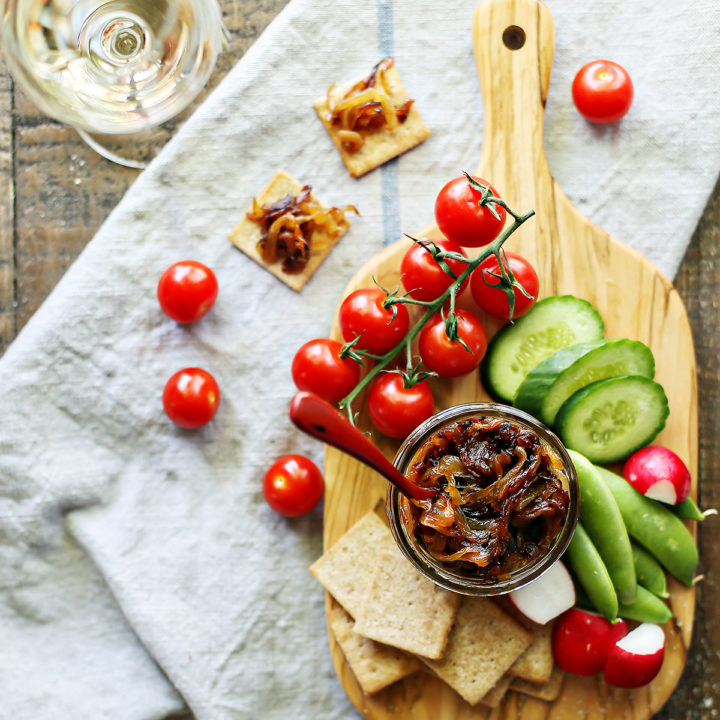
[0,59,14,353]
[661,176,720,719]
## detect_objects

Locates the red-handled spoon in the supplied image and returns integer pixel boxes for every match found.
[289,391,438,502]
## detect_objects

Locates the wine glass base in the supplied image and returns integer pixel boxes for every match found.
[74,125,176,170]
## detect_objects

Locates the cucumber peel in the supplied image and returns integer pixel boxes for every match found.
[482,295,605,403]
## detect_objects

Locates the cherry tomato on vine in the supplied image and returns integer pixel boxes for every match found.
[338,288,410,355]
[572,60,633,124]
[367,374,434,439]
[157,260,218,323]
[418,310,487,378]
[434,175,506,248]
[400,238,469,302]
[263,454,324,517]
[163,367,220,429]
[291,338,360,404]
[470,251,539,320]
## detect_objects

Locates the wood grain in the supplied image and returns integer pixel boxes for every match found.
[0,0,717,718]
[323,1,697,718]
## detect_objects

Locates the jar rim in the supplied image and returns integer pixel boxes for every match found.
[386,402,579,596]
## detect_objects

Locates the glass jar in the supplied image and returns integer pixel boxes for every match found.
[386,402,579,596]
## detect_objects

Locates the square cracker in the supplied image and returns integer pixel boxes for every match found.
[479,674,512,708]
[309,512,398,619]
[421,598,533,705]
[510,666,565,702]
[353,549,459,660]
[508,622,554,684]
[328,606,420,694]
[229,169,353,292]
[314,63,430,178]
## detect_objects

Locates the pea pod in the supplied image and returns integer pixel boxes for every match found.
[674,497,717,521]
[631,543,669,598]
[566,521,618,620]
[594,465,699,586]
[568,450,636,603]
[619,585,673,624]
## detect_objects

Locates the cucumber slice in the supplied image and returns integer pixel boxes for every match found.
[482,296,605,403]
[540,339,655,426]
[556,376,669,463]
[514,341,605,418]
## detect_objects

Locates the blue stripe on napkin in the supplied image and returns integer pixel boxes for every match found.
[377,0,401,246]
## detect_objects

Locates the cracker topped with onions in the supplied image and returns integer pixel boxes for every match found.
[229,169,357,291]
[315,58,431,178]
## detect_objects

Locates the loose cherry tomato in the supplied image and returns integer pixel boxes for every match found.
[434,175,506,248]
[367,373,434,439]
[470,251,539,320]
[572,60,633,124]
[157,260,218,323]
[400,238,469,302]
[418,309,487,378]
[291,338,360,404]
[338,288,410,354]
[263,454,324,517]
[163,367,220,429]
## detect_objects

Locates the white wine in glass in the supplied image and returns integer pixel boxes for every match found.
[1,0,225,166]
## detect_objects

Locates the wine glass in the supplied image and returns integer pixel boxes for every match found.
[0,0,225,168]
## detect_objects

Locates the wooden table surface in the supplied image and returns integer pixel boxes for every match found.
[0,1,717,718]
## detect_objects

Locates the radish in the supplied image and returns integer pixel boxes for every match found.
[622,445,691,505]
[552,608,628,676]
[508,560,575,625]
[604,623,665,688]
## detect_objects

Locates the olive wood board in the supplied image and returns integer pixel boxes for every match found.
[322,0,697,718]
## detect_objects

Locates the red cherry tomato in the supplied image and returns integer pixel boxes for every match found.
[291,338,360,404]
[434,175,506,248]
[163,367,220,429]
[338,288,410,354]
[157,260,218,323]
[400,238,469,302]
[418,310,487,378]
[552,608,628,676]
[263,454,324,517]
[470,251,539,320]
[367,374,434,439]
[572,60,633,124]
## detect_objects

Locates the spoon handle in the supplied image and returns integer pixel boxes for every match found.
[289,391,437,502]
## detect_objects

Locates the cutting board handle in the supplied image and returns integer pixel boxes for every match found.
[474,0,555,181]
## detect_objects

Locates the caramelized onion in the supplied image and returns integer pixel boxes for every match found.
[403,417,570,580]
[326,57,412,153]
[247,185,358,273]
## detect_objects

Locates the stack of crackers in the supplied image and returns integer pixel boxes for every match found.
[310,512,565,708]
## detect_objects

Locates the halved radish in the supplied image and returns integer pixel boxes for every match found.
[622,445,691,505]
[604,623,665,688]
[508,560,575,624]
[552,608,628,676]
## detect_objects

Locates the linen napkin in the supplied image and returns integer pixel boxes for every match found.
[2,0,719,718]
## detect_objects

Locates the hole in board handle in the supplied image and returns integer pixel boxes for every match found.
[502,25,526,50]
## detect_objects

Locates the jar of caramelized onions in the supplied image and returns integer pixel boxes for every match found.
[386,403,579,596]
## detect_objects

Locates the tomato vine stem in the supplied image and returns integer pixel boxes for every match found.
[337,199,536,424]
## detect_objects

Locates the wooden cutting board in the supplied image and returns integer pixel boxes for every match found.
[322,0,698,717]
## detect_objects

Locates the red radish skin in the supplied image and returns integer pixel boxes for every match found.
[604,623,666,688]
[508,560,575,625]
[552,608,628,676]
[623,446,692,505]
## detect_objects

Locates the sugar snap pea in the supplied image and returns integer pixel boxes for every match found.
[674,497,717,521]
[566,521,618,620]
[619,584,673,624]
[594,465,698,586]
[568,450,636,603]
[631,543,668,598]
